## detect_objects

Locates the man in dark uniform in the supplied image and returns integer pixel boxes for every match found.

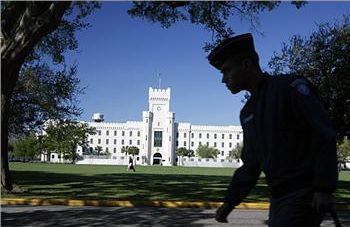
[208,33,338,226]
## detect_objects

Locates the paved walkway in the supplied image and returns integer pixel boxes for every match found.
[2,205,349,227]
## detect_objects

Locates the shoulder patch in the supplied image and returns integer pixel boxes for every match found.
[290,79,310,96]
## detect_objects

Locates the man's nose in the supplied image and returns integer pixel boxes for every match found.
[221,75,227,83]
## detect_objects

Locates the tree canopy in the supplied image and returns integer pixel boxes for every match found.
[14,135,42,161]
[128,1,306,51]
[337,137,350,167]
[196,144,219,159]
[228,143,243,161]
[42,120,96,163]
[176,147,194,157]
[268,15,350,140]
[128,146,140,158]
[9,64,83,137]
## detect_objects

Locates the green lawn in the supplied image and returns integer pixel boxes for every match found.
[2,162,350,204]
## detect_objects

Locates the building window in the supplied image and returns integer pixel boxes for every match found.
[98,130,101,136]
[229,134,232,139]
[176,141,179,146]
[51,154,55,159]
[214,134,217,139]
[154,131,163,147]
[114,131,117,136]
[199,133,202,139]
[207,133,209,139]
[176,132,179,138]
[106,139,109,144]
[129,140,132,145]
[237,142,240,147]
[221,151,224,156]
[184,141,186,147]
[113,148,116,153]
[222,142,224,148]
[229,142,232,148]
[237,134,240,140]
[191,141,194,147]
[137,131,140,137]
[90,138,93,144]
[129,131,132,137]
[222,134,225,139]
[106,147,109,152]
[206,142,209,146]
[106,130,109,136]
[122,139,124,145]
[137,140,140,145]
[122,131,125,136]
[98,139,101,144]
[199,142,202,146]
[191,133,194,138]
[184,133,186,138]
[114,139,117,145]
[214,142,217,147]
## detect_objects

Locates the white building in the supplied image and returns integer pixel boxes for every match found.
[47,87,243,166]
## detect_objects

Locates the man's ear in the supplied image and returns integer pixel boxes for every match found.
[241,58,252,70]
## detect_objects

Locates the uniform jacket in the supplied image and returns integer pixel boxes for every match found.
[225,73,338,205]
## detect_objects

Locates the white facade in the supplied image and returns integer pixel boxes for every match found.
[46,87,243,166]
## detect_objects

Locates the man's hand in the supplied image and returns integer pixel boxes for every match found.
[312,192,335,213]
[215,202,235,223]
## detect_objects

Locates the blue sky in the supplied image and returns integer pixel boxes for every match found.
[67,1,350,126]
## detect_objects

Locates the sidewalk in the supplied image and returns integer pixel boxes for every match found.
[2,205,349,227]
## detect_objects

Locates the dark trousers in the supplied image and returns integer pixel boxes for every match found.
[269,188,324,227]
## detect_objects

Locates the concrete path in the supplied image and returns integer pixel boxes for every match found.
[2,205,349,227]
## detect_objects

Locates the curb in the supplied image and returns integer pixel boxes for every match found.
[1,198,268,209]
[2,198,350,210]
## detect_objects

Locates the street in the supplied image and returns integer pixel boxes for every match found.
[2,205,349,227]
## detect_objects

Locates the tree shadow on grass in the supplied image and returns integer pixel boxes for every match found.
[4,170,349,204]
[2,206,216,227]
[4,170,269,203]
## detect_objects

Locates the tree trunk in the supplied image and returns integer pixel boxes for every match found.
[1,1,71,191]
[1,93,13,191]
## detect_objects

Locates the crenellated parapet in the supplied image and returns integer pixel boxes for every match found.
[88,121,143,130]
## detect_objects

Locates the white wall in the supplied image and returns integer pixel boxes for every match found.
[181,157,242,168]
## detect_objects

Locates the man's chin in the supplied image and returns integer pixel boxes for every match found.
[229,87,240,94]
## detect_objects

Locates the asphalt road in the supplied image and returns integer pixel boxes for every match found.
[1,205,349,227]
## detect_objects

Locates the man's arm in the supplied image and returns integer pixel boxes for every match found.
[290,79,338,193]
[216,144,261,222]
[224,146,261,205]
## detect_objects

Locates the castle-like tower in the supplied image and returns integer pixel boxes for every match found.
[142,88,176,166]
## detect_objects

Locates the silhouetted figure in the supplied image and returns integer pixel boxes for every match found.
[208,33,338,227]
[127,157,135,172]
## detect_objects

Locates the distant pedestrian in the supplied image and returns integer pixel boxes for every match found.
[127,157,135,172]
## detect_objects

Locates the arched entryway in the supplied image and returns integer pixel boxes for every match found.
[153,153,162,165]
